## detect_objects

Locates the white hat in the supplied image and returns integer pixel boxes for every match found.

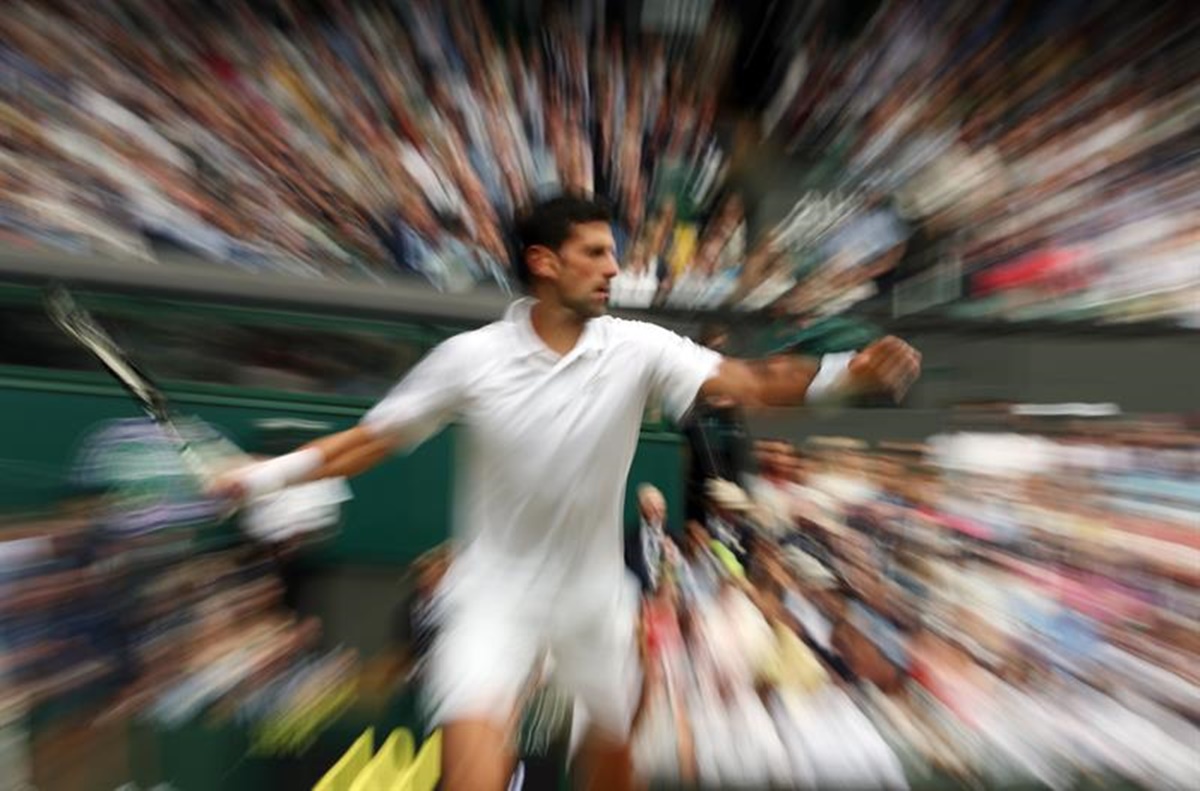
[706,478,754,512]
[784,547,837,588]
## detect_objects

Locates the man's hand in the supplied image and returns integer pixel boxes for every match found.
[846,336,922,403]
[206,466,253,508]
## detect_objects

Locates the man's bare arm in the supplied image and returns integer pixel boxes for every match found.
[699,336,922,408]
[211,425,402,503]
[700,355,822,408]
[305,426,401,479]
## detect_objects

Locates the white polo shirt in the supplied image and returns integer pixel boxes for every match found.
[363,298,723,607]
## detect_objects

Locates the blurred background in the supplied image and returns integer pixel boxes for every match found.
[1,0,1197,789]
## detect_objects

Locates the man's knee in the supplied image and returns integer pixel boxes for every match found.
[442,717,516,791]
[575,726,639,791]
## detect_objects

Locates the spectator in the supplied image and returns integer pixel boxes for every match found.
[625,483,670,594]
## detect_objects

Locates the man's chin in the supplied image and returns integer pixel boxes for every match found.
[575,302,609,319]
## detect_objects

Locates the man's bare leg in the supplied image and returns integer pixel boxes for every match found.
[574,726,640,791]
[442,717,515,791]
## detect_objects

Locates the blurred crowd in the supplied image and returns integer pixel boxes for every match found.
[0,505,358,786]
[3,0,1198,325]
[757,0,1200,325]
[3,408,1199,787]
[0,0,739,300]
[0,417,357,787]
[618,415,1199,787]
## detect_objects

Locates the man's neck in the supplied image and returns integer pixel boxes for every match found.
[530,298,587,356]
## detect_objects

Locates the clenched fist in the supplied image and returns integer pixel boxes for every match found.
[846,336,922,403]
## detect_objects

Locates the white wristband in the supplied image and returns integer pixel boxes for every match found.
[806,351,856,404]
[239,447,324,500]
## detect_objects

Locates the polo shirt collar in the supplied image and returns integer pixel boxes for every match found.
[504,297,606,361]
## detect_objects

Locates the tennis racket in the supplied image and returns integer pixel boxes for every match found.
[44,285,249,485]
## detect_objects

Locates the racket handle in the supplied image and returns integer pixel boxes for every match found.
[177,443,221,485]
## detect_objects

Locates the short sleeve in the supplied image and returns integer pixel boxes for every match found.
[638,323,723,422]
[361,335,474,449]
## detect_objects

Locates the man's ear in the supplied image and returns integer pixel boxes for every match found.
[525,245,558,281]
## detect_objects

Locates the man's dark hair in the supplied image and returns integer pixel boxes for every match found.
[511,194,612,287]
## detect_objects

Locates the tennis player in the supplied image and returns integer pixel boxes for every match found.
[213,195,920,790]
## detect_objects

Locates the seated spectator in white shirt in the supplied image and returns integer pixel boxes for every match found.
[625,483,669,593]
[610,237,659,308]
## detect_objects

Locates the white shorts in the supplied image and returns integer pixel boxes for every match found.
[423,569,641,740]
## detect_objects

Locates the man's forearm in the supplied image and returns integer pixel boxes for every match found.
[750,355,822,407]
[710,335,921,410]
[754,350,863,407]
[237,425,398,498]
[309,426,399,479]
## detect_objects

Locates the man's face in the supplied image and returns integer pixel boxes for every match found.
[639,492,666,525]
[532,221,620,319]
